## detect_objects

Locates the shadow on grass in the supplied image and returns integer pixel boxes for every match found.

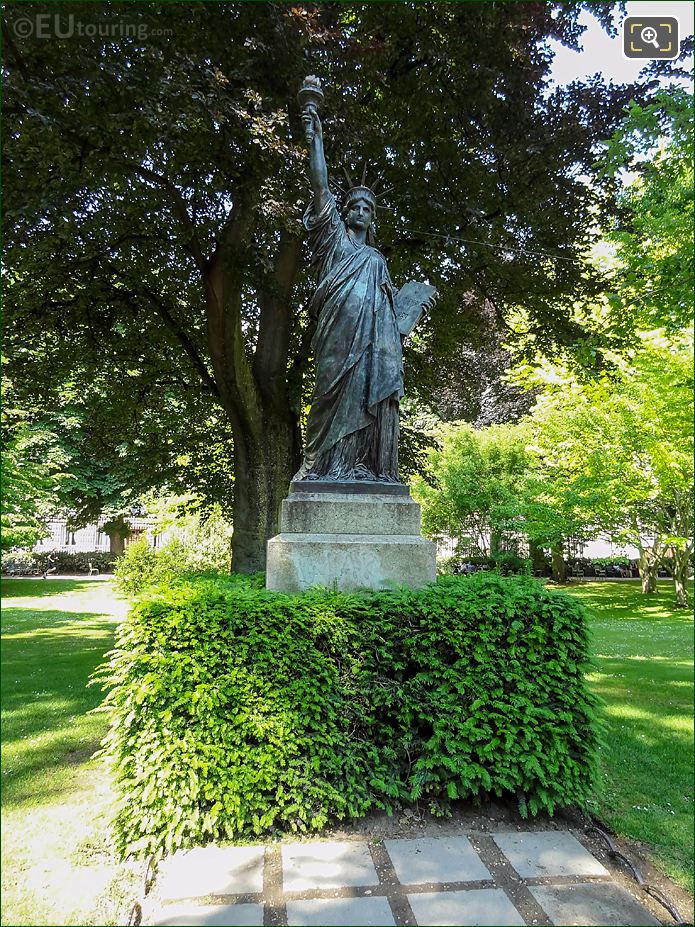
[568,580,694,623]
[1,578,99,599]
[1,604,117,807]
[2,607,114,633]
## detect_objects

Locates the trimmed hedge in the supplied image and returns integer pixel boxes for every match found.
[97,572,601,857]
[2,550,118,574]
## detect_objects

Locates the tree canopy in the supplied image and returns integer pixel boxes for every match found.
[3,2,654,567]
[415,83,694,606]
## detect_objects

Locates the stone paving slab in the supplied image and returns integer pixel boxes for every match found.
[157,845,265,900]
[407,888,526,926]
[152,902,264,926]
[144,831,662,926]
[282,840,380,892]
[492,831,610,879]
[385,836,492,885]
[529,883,661,926]
[286,896,396,926]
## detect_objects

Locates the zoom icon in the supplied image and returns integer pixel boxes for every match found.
[623,16,679,59]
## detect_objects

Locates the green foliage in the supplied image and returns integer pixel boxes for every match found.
[413,423,529,552]
[600,88,694,335]
[34,550,118,575]
[113,539,187,596]
[0,550,39,575]
[492,551,532,575]
[1,385,55,551]
[590,557,631,569]
[1,550,118,575]
[523,332,694,604]
[0,440,50,551]
[97,573,601,857]
[437,554,531,577]
[412,419,585,579]
[114,508,235,595]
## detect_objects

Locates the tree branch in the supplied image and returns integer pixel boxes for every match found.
[253,230,303,405]
[122,159,208,272]
[104,272,220,398]
[139,285,221,398]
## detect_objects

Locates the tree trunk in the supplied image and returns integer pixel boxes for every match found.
[529,540,545,574]
[106,525,128,557]
[671,548,691,608]
[180,177,303,573]
[551,542,567,583]
[108,532,125,555]
[638,547,658,594]
[230,408,301,573]
[105,517,130,555]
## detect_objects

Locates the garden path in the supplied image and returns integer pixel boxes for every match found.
[142,830,665,926]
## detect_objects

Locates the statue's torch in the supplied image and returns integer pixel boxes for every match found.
[297,75,324,117]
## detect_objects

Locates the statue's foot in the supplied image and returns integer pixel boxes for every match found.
[291,458,317,482]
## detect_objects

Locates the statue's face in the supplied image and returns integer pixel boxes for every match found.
[346,197,374,232]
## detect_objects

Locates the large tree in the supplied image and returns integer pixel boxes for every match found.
[523,333,694,606]
[3,2,641,569]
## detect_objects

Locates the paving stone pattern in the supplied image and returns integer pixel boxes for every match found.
[148,832,661,926]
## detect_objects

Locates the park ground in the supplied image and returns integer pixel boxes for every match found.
[1,576,693,926]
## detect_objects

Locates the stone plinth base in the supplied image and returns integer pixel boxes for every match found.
[266,490,436,593]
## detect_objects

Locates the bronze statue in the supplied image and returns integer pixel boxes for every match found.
[293,77,436,485]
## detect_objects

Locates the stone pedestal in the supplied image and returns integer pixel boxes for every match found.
[266,487,436,593]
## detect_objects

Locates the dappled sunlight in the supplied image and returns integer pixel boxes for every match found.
[2,619,116,640]
[2,578,129,621]
[598,700,693,734]
[2,699,105,741]
[0,775,135,927]
[577,579,694,892]
[1,578,95,599]
[593,654,694,666]
[1,582,121,820]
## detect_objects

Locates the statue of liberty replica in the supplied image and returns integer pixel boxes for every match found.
[266,77,437,592]
[293,76,436,486]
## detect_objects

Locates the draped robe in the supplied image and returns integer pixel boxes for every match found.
[293,194,404,482]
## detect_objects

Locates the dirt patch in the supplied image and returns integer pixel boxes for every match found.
[65,742,102,764]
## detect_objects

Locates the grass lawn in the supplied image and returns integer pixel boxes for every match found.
[1,578,139,926]
[565,579,694,894]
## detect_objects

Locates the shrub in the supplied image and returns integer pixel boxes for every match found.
[114,538,186,596]
[96,572,601,857]
[1,549,40,575]
[1,550,118,574]
[491,551,531,575]
[438,553,530,576]
[591,556,630,569]
[114,508,234,596]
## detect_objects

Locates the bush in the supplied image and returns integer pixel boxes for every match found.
[438,553,530,576]
[491,551,531,575]
[1,549,40,575]
[1,550,118,574]
[114,538,186,595]
[96,572,601,857]
[114,508,234,595]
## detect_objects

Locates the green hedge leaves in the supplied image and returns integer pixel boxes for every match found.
[96,573,601,857]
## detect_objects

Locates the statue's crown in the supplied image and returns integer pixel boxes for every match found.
[337,164,392,211]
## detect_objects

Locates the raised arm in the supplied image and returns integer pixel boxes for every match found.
[302,108,329,213]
